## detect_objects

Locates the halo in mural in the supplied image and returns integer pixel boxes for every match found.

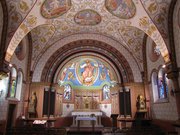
[74,9,101,26]
[105,0,136,19]
[148,41,160,62]
[41,0,71,19]
[58,55,118,89]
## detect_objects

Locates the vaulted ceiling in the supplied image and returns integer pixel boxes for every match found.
[3,0,172,81]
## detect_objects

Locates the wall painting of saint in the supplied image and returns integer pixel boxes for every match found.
[74,9,101,26]
[41,0,71,19]
[105,0,136,19]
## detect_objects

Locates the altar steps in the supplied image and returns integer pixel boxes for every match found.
[67,131,102,135]
[67,127,103,135]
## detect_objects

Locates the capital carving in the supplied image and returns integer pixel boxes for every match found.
[0,60,10,80]
[165,62,179,79]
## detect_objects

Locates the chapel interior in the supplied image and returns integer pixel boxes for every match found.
[0,0,180,135]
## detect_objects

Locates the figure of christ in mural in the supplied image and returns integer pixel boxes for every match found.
[80,60,98,86]
[106,0,135,18]
[44,0,69,16]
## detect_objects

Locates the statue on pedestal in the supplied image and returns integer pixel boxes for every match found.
[28,92,37,118]
[136,94,146,111]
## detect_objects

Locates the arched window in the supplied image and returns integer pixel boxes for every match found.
[63,84,71,100]
[151,68,168,103]
[15,71,23,100]
[151,72,158,102]
[158,68,168,99]
[102,84,110,100]
[8,67,17,98]
[0,75,9,98]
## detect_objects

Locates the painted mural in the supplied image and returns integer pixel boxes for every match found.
[58,56,118,90]
[74,9,101,26]
[41,0,71,19]
[141,0,170,39]
[105,0,136,19]
[31,24,55,60]
[148,41,160,62]
[119,26,144,63]
[7,0,36,39]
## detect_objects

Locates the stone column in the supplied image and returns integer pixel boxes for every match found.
[0,60,10,80]
[166,63,180,121]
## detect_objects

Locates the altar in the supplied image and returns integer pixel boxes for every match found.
[71,109,103,127]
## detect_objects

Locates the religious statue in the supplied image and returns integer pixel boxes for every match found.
[28,92,37,118]
[136,94,146,111]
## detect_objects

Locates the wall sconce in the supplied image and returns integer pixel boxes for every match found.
[0,89,3,97]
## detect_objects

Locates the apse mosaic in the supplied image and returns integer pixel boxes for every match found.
[41,0,71,19]
[105,0,136,19]
[58,56,118,90]
[74,9,101,26]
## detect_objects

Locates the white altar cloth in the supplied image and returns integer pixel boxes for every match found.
[71,110,103,127]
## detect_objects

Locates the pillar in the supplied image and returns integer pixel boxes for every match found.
[166,63,180,121]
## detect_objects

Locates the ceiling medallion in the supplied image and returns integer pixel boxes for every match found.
[74,9,101,26]
[105,0,136,19]
[41,0,71,19]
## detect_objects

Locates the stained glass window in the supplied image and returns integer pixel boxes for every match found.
[63,84,71,100]
[158,68,168,99]
[103,84,110,100]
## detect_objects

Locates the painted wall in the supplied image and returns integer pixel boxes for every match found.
[0,35,30,129]
[146,37,178,120]
[62,103,74,116]
[100,104,111,117]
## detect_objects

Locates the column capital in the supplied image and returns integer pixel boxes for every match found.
[165,62,179,79]
[0,60,10,80]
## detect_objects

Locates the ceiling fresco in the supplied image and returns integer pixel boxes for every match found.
[31,24,55,60]
[105,0,136,19]
[119,26,144,63]
[4,0,172,69]
[7,0,36,42]
[74,9,101,26]
[141,0,171,40]
[41,0,71,19]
